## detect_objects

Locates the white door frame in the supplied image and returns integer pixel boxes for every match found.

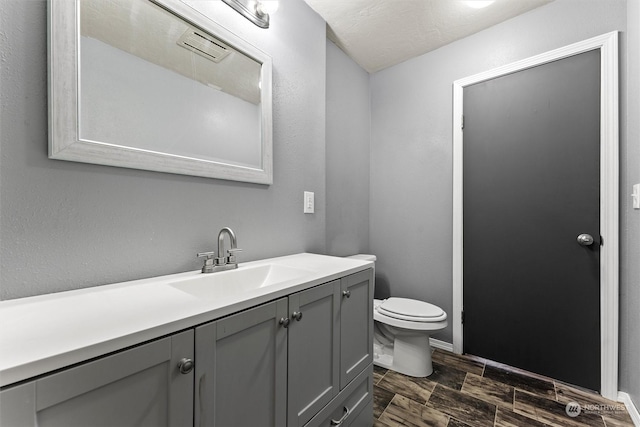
[452,32,619,399]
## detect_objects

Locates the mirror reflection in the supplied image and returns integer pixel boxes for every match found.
[79,0,264,169]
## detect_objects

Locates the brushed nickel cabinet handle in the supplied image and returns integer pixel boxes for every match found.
[279,317,290,328]
[330,406,350,426]
[178,358,194,374]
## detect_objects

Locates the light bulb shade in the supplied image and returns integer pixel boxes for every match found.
[257,1,279,15]
[463,1,495,9]
[222,0,270,28]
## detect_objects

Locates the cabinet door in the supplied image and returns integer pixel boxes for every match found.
[288,280,341,427]
[340,269,374,389]
[0,331,194,427]
[195,298,288,427]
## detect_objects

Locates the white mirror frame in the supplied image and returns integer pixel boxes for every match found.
[48,0,273,184]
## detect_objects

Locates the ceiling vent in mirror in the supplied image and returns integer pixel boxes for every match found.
[177,28,231,63]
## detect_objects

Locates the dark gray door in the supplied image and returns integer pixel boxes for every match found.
[462,50,601,391]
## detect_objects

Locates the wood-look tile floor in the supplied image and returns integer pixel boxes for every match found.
[373,349,635,427]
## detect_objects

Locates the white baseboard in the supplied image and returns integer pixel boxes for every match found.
[619,392,640,426]
[429,338,453,352]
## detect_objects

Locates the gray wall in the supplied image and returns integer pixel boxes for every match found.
[2,0,638,406]
[325,40,370,257]
[620,0,640,408]
[0,0,327,299]
[370,0,635,357]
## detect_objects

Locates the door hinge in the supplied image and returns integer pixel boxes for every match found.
[461,310,465,325]
[461,115,465,130]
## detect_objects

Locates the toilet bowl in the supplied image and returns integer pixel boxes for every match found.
[347,254,448,377]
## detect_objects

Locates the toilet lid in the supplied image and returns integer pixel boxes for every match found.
[377,297,447,323]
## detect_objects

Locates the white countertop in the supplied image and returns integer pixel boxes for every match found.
[0,253,373,388]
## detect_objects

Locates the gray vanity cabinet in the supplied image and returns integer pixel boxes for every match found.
[0,330,194,427]
[194,297,289,427]
[289,270,374,427]
[287,280,342,427]
[0,267,374,427]
[298,269,374,427]
[194,270,373,427]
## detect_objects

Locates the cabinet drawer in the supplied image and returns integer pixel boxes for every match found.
[305,364,373,427]
[346,399,373,427]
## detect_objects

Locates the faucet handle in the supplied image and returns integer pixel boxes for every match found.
[227,248,242,264]
[197,251,215,259]
[197,251,216,273]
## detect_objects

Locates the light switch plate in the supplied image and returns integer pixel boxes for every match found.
[304,191,314,214]
[633,183,640,209]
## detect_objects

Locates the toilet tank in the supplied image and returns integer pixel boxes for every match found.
[346,254,377,297]
[346,254,377,263]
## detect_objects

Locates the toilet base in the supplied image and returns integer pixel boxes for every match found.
[373,328,434,377]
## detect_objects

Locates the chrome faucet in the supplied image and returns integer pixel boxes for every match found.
[216,227,241,268]
[197,227,242,274]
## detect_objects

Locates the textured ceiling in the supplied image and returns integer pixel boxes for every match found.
[302,0,553,73]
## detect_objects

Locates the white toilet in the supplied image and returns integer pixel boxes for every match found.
[347,254,448,377]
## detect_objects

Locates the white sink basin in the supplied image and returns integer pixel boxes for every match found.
[169,264,314,300]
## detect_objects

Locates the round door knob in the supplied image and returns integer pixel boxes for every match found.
[292,311,303,321]
[577,233,594,246]
[342,290,351,298]
[177,358,194,374]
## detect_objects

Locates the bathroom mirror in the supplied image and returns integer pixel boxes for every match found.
[48,0,273,184]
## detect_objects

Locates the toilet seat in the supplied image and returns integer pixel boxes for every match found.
[377,298,447,322]
[374,298,447,331]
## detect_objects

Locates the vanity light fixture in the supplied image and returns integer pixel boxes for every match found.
[257,1,279,15]
[463,0,495,9]
[222,0,278,29]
